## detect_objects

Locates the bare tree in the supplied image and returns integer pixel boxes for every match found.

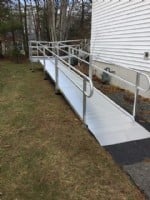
[23,0,29,55]
[47,0,57,41]
[59,0,67,40]
[33,0,42,40]
[18,0,28,54]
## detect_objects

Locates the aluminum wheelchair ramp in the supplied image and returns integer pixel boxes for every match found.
[40,58,150,146]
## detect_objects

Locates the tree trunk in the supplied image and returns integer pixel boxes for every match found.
[81,0,85,27]
[23,0,29,56]
[18,0,27,55]
[59,0,68,41]
[43,0,50,40]
[33,0,41,40]
[47,0,57,41]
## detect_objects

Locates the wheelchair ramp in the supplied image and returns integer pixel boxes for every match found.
[40,58,150,146]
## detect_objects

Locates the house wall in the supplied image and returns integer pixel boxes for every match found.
[91,0,150,98]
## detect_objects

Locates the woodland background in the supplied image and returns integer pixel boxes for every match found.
[0,0,91,57]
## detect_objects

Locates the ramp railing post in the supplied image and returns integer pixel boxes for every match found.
[83,78,87,124]
[36,42,38,56]
[28,41,31,60]
[68,46,71,65]
[89,54,93,80]
[29,41,33,72]
[43,47,46,67]
[43,47,47,79]
[55,55,59,93]
[133,72,140,119]
[57,42,59,56]
[55,44,60,94]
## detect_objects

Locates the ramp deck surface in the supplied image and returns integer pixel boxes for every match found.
[40,58,150,146]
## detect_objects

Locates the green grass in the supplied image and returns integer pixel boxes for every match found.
[0,60,145,200]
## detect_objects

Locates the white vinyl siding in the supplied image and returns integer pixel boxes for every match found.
[91,0,150,72]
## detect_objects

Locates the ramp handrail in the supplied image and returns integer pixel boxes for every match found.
[37,43,94,98]
[63,44,150,93]
[35,42,94,123]
[60,43,150,119]
[57,43,150,92]
[29,40,150,120]
[91,57,150,93]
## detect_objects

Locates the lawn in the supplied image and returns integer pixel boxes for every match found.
[0,60,146,200]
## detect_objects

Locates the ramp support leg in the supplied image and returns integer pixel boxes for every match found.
[133,72,140,119]
[43,48,48,80]
[43,58,48,80]
[89,55,93,80]
[68,46,71,65]
[83,78,87,124]
[55,56,60,94]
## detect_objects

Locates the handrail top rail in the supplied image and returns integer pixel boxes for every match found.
[58,43,150,93]
[59,42,90,56]
[92,57,150,93]
[37,43,94,97]
[29,40,81,45]
[29,40,150,121]
[29,40,150,94]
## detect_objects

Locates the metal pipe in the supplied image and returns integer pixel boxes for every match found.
[36,42,38,57]
[92,63,150,92]
[57,45,90,65]
[28,41,31,60]
[37,44,94,97]
[133,72,140,119]
[30,41,150,99]
[83,78,87,124]
[43,48,47,79]
[55,55,59,93]
[68,46,71,65]
[92,58,150,92]
[89,54,93,80]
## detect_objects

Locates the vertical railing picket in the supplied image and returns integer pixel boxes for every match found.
[83,78,87,124]
[36,42,38,57]
[55,56,59,93]
[133,72,140,119]
[43,47,47,79]
[55,45,59,94]
[29,41,34,72]
[28,41,31,60]
[89,54,93,80]
[68,46,71,66]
